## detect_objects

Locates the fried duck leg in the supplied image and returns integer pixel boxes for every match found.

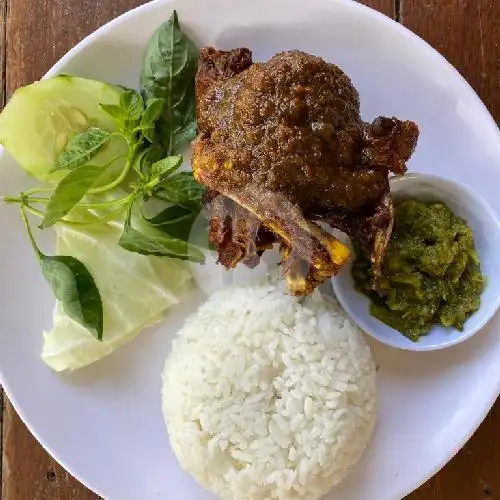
[199,180,351,295]
[193,47,419,295]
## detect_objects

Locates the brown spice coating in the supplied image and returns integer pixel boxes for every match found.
[196,50,417,212]
[196,47,253,113]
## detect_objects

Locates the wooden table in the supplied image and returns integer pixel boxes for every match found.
[0,0,499,498]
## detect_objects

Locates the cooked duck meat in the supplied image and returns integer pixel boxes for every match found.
[206,184,351,294]
[204,189,273,269]
[193,48,419,295]
[320,191,394,280]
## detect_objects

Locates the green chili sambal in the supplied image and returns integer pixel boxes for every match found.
[352,199,485,341]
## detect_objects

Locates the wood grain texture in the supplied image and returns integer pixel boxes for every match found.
[0,0,6,496]
[401,0,500,122]
[358,0,395,18]
[2,400,97,500]
[406,400,500,500]
[6,0,146,95]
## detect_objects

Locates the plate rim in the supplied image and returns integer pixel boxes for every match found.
[1,0,500,498]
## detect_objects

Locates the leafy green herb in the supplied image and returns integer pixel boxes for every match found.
[119,205,205,263]
[140,98,165,142]
[145,205,198,242]
[54,128,112,171]
[120,90,143,123]
[171,103,197,154]
[140,126,156,144]
[150,155,183,181]
[2,11,207,341]
[21,209,103,340]
[140,10,199,155]
[133,144,164,175]
[42,165,104,228]
[41,256,104,340]
[119,225,204,262]
[156,171,204,208]
[148,205,195,226]
[99,103,125,126]
[99,90,144,140]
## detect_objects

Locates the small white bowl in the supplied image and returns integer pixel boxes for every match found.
[332,173,500,351]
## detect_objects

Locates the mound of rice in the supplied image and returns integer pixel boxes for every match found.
[162,284,376,500]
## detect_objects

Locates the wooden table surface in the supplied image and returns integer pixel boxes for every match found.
[0,0,499,498]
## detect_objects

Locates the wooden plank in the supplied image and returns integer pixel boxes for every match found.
[401,0,500,122]
[2,400,97,500]
[6,0,146,95]
[406,400,500,500]
[0,1,6,496]
[2,2,147,498]
[400,0,500,497]
[358,0,395,18]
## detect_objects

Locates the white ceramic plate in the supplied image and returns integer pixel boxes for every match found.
[1,0,500,499]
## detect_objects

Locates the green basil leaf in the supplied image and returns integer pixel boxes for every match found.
[19,209,104,340]
[141,125,156,143]
[99,103,123,122]
[41,255,104,340]
[148,205,195,226]
[55,128,112,171]
[133,144,164,174]
[120,90,143,122]
[145,204,209,248]
[141,98,165,127]
[42,165,104,228]
[140,98,166,143]
[145,205,198,241]
[140,10,198,155]
[133,148,150,174]
[119,225,205,262]
[156,172,204,206]
[171,116,197,154]
[151,155,183,181]
[99,103,125,128]
[101,90,144,139]
[168,97,197,154]
[119,209,205,263]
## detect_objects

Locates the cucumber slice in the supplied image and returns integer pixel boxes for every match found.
[0,75,128,182]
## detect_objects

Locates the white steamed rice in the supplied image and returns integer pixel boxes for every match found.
[162,283,376,500]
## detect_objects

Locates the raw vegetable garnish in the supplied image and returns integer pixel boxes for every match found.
[20,208,104,340]
[141,10,198,156]
[0,11,204,340]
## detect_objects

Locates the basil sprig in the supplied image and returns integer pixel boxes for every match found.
[141,10,198,155]
[2,11,204,340]
[21,209,103,340]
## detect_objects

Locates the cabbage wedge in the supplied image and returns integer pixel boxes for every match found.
[42,221,191,372]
